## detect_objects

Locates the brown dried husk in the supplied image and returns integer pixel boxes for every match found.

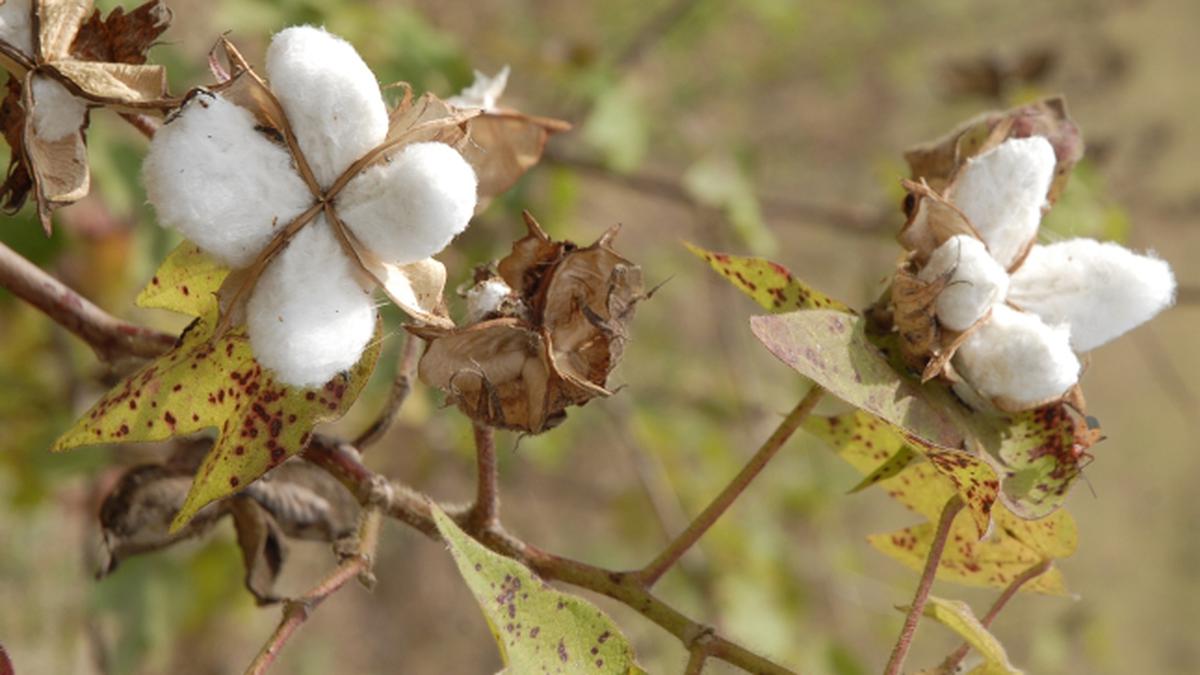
[413,213,643,433]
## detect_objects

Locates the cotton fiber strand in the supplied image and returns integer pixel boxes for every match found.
[0,0,33,56]
[31,76,86,141]
[266,26,388,187]
[1008,239,1176,352]
[953,305,1080,409]
[950,136,1056,269]
[465,278,514,323]
[448,66,510,111]
[918,235,1009,332]
[338,142,477,265]
[143,93,312,268]
[246,219,377,387]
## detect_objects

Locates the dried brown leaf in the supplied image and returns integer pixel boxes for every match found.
[228,497,288,604]
[897,178,980,263]
[0,76,32,212]
[36,0,93,62]
[460,110,570,212]
[49,60,167,109]
[891,263,946,371]
[69,0,169,64]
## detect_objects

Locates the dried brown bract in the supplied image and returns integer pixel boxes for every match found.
[413,212,644,433]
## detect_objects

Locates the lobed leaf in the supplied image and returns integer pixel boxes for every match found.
[431,505,647,675]
[135,241,229,314]
[907,596,1022,674]
[685,243,852,313]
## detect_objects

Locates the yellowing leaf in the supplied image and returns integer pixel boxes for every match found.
[53,239,381,529]
[908,596,1022,674]
[685,243,852,313]
[431,505,647,675]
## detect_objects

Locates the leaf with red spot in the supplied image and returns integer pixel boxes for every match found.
[805,411,999,536]
[53,239,381,530]
[870,505,1075,596]
[685,242,852,314]
[431,504,648,675]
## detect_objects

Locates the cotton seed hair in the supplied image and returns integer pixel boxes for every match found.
[142,26,478,387]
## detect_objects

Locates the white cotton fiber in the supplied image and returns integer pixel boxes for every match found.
[30,75,86,141]
[266,26,388,188]
[953,305,1080,409]
[0,0,33,57]
[1008,239,1176,352]
[465,277,513,323]
[337,142,477,265]
[246,218,377,387]
[950,136,1057,269]
[448,65,510,111]
[143,93,313,269]
[918,234,1009,332]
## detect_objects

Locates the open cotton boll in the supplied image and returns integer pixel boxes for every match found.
[31,76,87,141]
[338,142,477,265]
[465,278,514,323]
[1009,238,1176,352]
[143,93,313,269]
[266,26,389,187]
[950,136,1056,269]
[246,219,377,387]
[953,305,1080,409]
[0,0,33,57]
[918,234,1009,331]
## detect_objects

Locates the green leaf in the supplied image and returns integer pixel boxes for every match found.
[685,243,851,313]
[906,596,1022,674]
[804,412,997,536]
[870,507,1074,596]
[53,240,381,530]
[430,504,647,675]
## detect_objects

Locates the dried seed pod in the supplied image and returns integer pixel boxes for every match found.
[414,213,644,433]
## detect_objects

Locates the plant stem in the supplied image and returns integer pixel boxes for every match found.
[467,422,500,531]
[245,507,383,675]
[883,496,964,675]
[354,333,421,449]
[0,240,175,361]
[684,647,708,675]
[938,559,1053,672]
[636,385,824,587]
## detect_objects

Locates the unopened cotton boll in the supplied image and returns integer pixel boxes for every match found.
[465,278,514,323]
[31,76,86,141]
[918,235,1009,332]
[266,26,389,187]
[1008,238,1176,352]
[953,305,1080,409]
[338,142,477,265]
[0,0,33,56]
[246,218,377,387]
[950,136,1056,269]
[143,93,313,269]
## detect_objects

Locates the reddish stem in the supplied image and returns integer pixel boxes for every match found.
[939,559,1053,671]
[467,422,499,530]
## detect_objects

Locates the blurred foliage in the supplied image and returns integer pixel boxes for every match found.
[1,0,1196,674]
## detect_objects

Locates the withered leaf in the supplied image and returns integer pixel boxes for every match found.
[0,76,32,212]
[460,111,570,212]
[896,178,980,264]
[891,263,946,372]
[228,497,288,604]
[69,0,170,65]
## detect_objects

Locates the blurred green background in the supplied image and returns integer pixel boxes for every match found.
[1,0,1197,673]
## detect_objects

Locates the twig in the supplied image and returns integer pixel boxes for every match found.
[467,422,499,531]
[302,438,799,675]
[636,385,825,587]
[937,559,1052,673]
[883,496,964,675]
[0,240,175,361]
[118,112,160,139]
[245,506,383,675]
[684,646,709,675]
[353,333,422,448]
[0,642,12,675]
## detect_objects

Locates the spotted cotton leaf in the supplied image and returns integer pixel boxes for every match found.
[431,505,648,675]
[685,243,852,313]
[904,596,1022,674]
[870,506,1075,596]
[804,411,998,536]
[135,241,229,315]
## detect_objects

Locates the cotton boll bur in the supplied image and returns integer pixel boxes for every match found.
[465,277,514,323]
[950,136,1056,269]
[0,0,33,56]
[1008,239,1176,352]
[338,142,478,265]
[918,235,1009,332]
[143,93,312,268]
[246,218,377,387]
[266,26,388,187]
[953,305,1080,410]
[31,76,86,141]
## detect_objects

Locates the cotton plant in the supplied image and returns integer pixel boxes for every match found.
[142,26,486,387]
[900,134,1175,411]
[0,0,171,231]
